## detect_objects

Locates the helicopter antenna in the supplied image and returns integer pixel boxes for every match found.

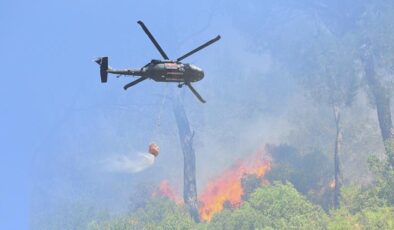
[176,35,221,62]
[137,21,170,60]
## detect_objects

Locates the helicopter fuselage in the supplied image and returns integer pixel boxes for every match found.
[96,20,220,103]
[108,60,204,83]
[145,60,204,83]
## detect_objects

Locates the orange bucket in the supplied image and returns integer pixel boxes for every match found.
[148,143,160,157]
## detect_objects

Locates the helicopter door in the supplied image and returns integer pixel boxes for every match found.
[165,63,183,79]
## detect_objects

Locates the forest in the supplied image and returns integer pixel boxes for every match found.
[30,1,394,229]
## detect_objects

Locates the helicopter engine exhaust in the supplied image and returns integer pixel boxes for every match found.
[95,57,108,83]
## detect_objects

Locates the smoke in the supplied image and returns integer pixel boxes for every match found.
[102,152,155,173]
[29,2,389,229]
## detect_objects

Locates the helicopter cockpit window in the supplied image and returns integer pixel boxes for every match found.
[189,64,202,72]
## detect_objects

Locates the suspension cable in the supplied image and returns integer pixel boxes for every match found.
[150,84,169,142]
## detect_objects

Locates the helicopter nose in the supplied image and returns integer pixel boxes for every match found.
[198,70,204,80]
[188,64,204,81]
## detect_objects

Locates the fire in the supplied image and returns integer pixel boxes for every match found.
[152,148,271,221]
[152,180,182,204]
[198,149,271,222]
[329,179,336,189]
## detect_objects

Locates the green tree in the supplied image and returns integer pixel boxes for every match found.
[368,141,394,205]
[209,182,328,230]
[241,174,263,201]
[327,151,394,229]
[328,204,394,230]
[357,206,394,229]
[266,145,333,210]
[32,202,109,230]
[340,184,384,214]
[328,208,361,230]
[89,197,196,230]
[208,204,268,230]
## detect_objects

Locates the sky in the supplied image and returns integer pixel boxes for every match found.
[0,1,227,228]
[0,1,312,229]
[2,1,392,229]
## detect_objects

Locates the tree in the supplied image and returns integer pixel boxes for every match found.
[89,197,196,230]
[303,34,359,208]
[339,184,384,214]
[227,1,361,209]
[208,204,267,230]
[304,0,394,167]
[368,143,394,205]
[359,2,394,158]
[326,137,394,228]
[209,182,328,229]
[290,0,394,208]
[328,185,394,230]
[32,202,109,230]
[327,208,361,230]
[266,145,333,210]
[172,95,200,222]
[357,206,394,229]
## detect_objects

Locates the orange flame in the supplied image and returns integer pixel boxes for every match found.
[329,179,336,189]
[152,180,182,204]
[198,149,271,222]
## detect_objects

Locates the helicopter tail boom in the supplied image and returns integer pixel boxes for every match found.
[95,57,108,83]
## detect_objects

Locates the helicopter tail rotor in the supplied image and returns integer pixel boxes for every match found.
[95,57,108,83]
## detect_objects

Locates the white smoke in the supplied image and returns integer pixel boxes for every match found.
[103,152,155,173]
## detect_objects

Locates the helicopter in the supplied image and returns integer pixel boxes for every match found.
[95,20,221,103]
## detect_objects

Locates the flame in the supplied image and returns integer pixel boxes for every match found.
[329,179,336,189]
[152,180,182,204]
[198,149,271,222]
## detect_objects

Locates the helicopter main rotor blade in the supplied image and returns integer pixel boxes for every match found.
[123,77,148,90]
[137,21,169,60]
[186,82,206,103]
[176,35,221,62]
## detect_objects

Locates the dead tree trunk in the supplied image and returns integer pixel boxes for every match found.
[362,49,394,167]
[333,105,343,209]
[172,96,200,222]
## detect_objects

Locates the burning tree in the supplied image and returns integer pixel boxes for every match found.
[152,147,271,222]
[152,180,182,205]
[198,148,271,222]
